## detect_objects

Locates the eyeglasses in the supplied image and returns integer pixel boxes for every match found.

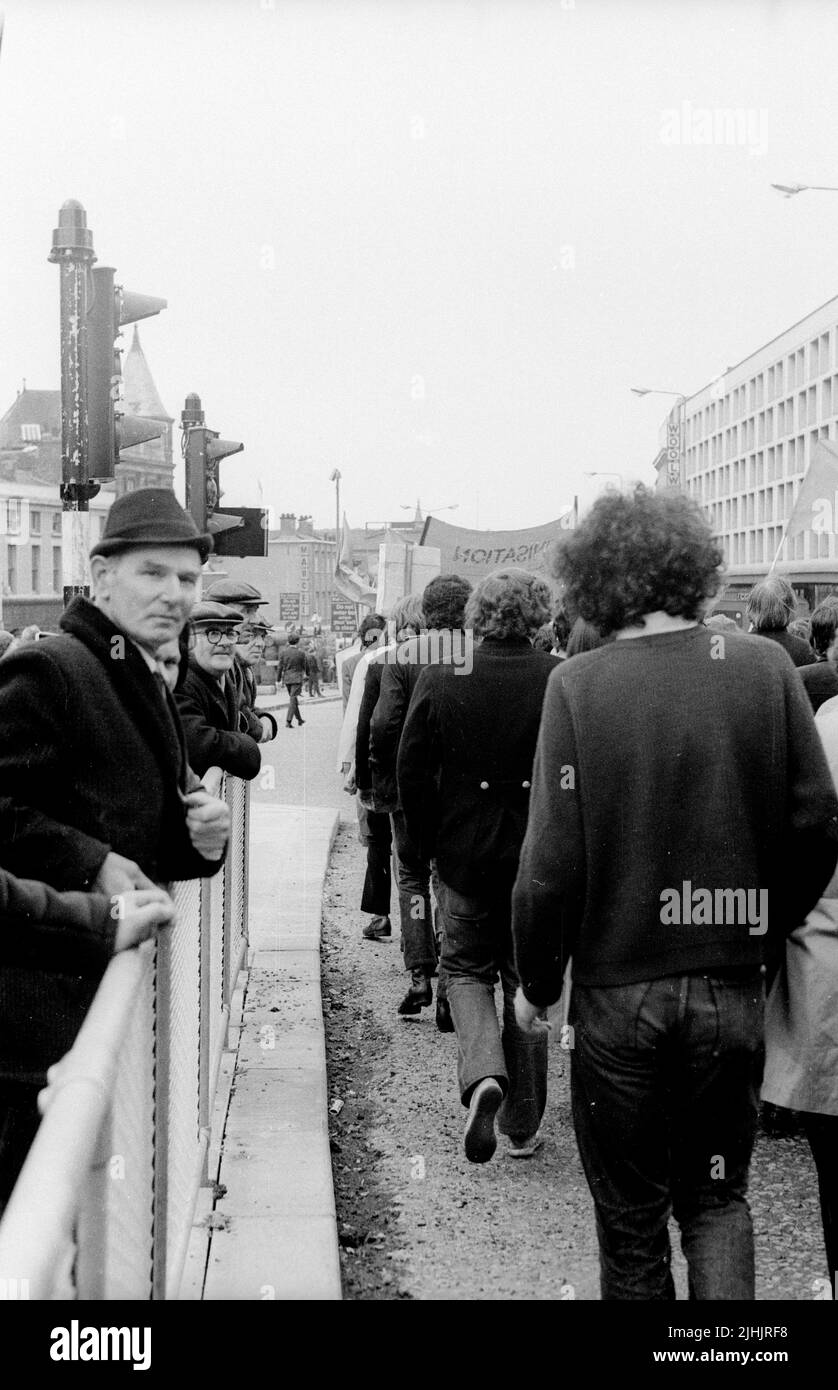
[200,628,239,646]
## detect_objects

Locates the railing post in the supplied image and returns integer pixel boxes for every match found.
[151,937,170,1299]
[198,873,213,1185]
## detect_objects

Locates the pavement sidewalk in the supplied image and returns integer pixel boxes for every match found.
[197,800,342,1300]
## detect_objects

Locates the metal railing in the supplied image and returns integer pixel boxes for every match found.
[0,771,250,1300]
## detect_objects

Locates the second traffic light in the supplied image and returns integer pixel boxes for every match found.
[87,265,167,480]
[182,393,245,539]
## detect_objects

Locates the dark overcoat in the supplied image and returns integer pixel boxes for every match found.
[175,659,261,779]
[396,637,557,894]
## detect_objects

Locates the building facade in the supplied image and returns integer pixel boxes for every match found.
[220,513,336,626]
[653,291,838,614]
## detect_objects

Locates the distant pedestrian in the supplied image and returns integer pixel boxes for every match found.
[747,575,816,667]
[305,642,323,697]
[278,632,307,727]
[512,485,838,1300]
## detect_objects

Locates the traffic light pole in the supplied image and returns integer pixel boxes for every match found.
[49,200,99,605]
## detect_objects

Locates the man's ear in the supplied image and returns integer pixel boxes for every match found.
[89,555,111,593]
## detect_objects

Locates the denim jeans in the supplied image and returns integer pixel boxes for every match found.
[570,971,765,1301]
[357,802,392,917]
[390,810,437,973]
[438,876,547,1140]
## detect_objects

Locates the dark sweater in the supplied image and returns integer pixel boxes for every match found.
[753,627,816,668]
[512,624,838,1005]
[799,659,838,712]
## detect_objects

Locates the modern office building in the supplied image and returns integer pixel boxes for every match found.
[653,291,838,617]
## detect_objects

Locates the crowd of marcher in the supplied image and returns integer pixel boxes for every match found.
[339,485,838,1300]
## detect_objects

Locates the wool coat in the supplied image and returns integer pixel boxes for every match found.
[0,597,225,890]
[176,659,262,780]
[397,637,558,893]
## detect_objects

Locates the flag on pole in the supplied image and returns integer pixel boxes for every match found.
[767,437,838,574]
[334,511,377,606]
[783,438,838,544]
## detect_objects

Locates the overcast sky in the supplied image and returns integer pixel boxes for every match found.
[2,0,838,532]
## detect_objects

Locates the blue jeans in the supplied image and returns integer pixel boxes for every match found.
[570,971,765,1301]
[438,876,547,1140]
[390,811,436,973]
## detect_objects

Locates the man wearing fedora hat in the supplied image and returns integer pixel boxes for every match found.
[0,488,232,1202]
[175,602,262,779]
[0,487,231,897]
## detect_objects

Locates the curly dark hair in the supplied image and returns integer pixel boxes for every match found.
[422,574,472,630]
[553,485,723,634]
[465,569,553,640]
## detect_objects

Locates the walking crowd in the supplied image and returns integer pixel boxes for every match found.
[339,485,838,1301]
[3,480,838,1302]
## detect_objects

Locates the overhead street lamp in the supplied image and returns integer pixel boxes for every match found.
[329,468,341,556]
[770,182,838,199]
[584,471,627,492]
[631,387,688,488]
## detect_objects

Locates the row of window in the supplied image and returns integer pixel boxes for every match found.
[691,328,836,437]
[688,380,838,463]
[712,527,828,567]
[2,504,109,540]
[5,544,62,595]
[687,427,831,500]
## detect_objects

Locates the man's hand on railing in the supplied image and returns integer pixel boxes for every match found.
[93,852,157,897]
[182,788,231,860]
[111,887,176,952]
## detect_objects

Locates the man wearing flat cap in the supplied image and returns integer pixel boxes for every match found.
[0,488,231,1192]
[175,602,262,779]
[205,579,277,743]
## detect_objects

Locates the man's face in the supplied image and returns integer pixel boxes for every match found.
[194,624,240,679]
[92,546,202,653]
[235,623,267,667]
[156,638,182,693]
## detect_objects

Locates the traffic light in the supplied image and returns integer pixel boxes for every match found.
[182,393,245,539]
[87,265,167,480]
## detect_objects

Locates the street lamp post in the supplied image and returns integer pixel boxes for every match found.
[631,387,687,488]
[770,182,838,199]
[329,468,341,558]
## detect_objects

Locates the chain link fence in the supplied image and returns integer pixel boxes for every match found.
[0,772,250,1300]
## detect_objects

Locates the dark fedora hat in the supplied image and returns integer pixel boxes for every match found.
[90,488,213,563]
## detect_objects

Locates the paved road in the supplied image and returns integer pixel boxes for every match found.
[250,693,349,818]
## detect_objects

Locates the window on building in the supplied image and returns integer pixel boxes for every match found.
[31,545,41,593]
[52,548,61,593]
[821,333,830,374]
[30,509,41,536]
[7,547,17,594]
[52,512,62,536]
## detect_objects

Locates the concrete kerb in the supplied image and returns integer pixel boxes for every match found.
[201,803,342,1300]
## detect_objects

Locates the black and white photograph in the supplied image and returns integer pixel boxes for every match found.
[1,0,838,1363]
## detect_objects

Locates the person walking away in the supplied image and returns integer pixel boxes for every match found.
[399,570,556,1161]
[278,632,307,727]
[354,596,425,941]
[512,485,838,1301]
[747,575,817,667]
[799,600,838,712]
[762,688,838,1293]
[370,575,472,1020]
[305,641,323,697]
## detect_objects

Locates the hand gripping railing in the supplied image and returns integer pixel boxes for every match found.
[0,772,250,1300]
